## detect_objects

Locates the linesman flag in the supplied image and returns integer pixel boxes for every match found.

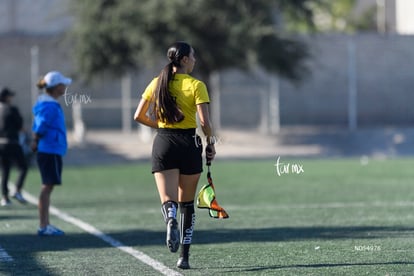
[197,164,229,219]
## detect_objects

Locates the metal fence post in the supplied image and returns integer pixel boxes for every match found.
[121,73,132,133]
[347,38,357,131]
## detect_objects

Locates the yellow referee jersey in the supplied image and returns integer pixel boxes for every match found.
[142,73,210,129]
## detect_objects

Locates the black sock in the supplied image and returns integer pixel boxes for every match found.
[179,201,195,259]
[161,201,178,224]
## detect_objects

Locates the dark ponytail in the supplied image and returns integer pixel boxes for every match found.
[151,42,192,124]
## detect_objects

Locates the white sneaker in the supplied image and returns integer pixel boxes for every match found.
[1,198,11,207]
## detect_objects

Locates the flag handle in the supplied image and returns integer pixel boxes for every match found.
[205,146,212,177]
[206,146,213,167]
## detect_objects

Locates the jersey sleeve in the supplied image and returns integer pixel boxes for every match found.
[141,78,158,101]
[194,81,210,105]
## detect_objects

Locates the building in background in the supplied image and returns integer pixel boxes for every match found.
[0,0,72,35]
[395,0,414,34]
[354,0,414,34]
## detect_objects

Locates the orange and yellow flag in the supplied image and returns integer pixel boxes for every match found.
[197,172,229,219]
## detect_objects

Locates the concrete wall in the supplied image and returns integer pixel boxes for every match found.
[0,0,73,35]
[220,34,414,128]
[1,34,414,130]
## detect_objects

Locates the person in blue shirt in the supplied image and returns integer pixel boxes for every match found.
[32,71,71,236]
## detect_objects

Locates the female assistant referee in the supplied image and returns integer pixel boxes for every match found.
[134,41,216,269]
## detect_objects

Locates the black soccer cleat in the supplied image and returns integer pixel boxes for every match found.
[166,219,179,253]
[177,257,190,269]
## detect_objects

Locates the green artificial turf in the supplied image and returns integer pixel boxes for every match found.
[1,158,413,275]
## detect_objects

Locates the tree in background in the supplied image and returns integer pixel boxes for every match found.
[70,0,319,84]
[284,0,377,33]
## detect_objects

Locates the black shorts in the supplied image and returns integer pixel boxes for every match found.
[37,152,63,185]
[152,128,203,175]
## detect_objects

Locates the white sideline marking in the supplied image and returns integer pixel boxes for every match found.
[22,191,182,276]
[0,246,14,262]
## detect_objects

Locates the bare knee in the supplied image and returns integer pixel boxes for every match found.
[40,185,54,196]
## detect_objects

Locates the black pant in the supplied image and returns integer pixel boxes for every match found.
[1,143,28,197]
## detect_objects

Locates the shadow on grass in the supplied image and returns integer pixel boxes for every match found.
[1,225,413,274]
[65,142,151,167]
[221,261,414,273]
[192,225,414,244]
[0,232,115,276]
[0,214,34,220]
[276,127,414,157]
[3,226,414,249]
[106,225,414,247]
